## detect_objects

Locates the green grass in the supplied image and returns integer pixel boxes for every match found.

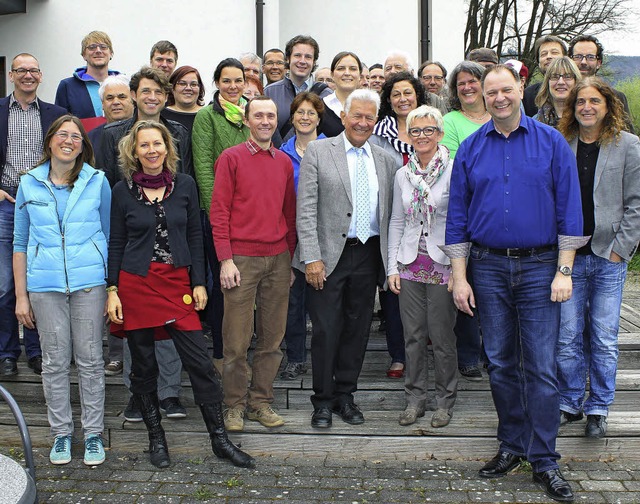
[628,252,640,272]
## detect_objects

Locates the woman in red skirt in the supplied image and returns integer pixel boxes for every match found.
[106,120,253,469]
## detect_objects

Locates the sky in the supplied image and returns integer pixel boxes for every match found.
[598,20,640,56]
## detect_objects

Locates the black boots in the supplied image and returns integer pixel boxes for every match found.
[200,403,256,468]
[135,393,171,468]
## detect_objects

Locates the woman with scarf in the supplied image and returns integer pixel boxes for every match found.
[387,105,458,428]
[107,120,254,470]
[192,58,250,370]
[534,56,582,129]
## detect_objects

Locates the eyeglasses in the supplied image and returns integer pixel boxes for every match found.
[571,54,598,62]
[175,81,200,89]
[86,43,109,52]
[11,68,41,76]
[294,109,318,118]
[549,73,576,82]
[408,126,440,138]
[54,131,83,143]
[264,60,285,67]
[421,75,444,82]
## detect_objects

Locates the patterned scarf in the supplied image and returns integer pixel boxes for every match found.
[219,94,247,126]
[405,144,450,232]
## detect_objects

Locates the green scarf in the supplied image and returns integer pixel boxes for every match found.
[219,95,247,126]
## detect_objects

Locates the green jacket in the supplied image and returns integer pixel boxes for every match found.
[192,92,249,212]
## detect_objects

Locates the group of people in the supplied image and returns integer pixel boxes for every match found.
[1,29,638,504]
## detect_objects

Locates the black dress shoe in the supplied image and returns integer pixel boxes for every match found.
[28,355,43,375]
[560,410,583,425]
[478,451,524,478]
[332,403,364,425]
[311,407,332,428]
[533,469,574,502]
[0,357,18,376]
[585,414,607,438]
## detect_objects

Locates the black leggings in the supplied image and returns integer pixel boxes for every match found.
[126,327,223,404]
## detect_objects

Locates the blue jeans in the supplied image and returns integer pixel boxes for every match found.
[283,268,307,364]
[557,253,626,417]
[470,246,561,472]
[0,197,41,360]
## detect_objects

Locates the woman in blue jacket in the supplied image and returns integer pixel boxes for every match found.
[13,115,111,467]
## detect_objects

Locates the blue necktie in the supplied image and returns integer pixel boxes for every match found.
[355,147,369,243]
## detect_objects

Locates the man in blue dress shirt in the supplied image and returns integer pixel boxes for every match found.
[444,64,586,503]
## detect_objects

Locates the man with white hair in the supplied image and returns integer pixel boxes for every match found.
[295,89,397,428]
[239,52,262,82]
[383,50,414,79]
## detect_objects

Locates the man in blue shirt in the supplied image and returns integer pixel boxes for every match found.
[445,65,585,503]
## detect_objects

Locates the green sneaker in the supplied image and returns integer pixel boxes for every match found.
[83,434,105,466]
[50,435,72,465]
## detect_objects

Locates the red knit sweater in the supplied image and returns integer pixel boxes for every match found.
[210,141,296,261]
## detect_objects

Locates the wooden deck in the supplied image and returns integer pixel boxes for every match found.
[2,282,640,462]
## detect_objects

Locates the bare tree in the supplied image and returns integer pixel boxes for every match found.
[465,0,632,73]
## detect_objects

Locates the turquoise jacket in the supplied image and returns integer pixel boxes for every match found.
[14,162,111,293]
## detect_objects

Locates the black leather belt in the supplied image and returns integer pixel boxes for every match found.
[345,236,379,246]
[0,185,18,196]
[474,243,558,257]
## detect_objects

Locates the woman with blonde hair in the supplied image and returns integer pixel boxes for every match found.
[107,120,254,469]
[534,56,582,128]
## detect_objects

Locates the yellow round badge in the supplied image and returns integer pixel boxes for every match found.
[183,294,193,305]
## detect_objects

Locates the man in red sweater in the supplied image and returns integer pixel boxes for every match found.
[211,96,296,432]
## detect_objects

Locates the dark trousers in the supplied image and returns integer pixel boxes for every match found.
[283,268,307,363]
[126,327,223,405]
[201,211,224,359]
[307,237,380,409]
[380,290,405,364]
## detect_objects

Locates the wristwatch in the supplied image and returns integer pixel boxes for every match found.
[558,265,572,276]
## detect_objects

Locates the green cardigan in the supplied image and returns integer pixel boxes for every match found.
[192,94,249,212]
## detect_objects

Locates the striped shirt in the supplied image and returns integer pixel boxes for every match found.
[1,94,43,189]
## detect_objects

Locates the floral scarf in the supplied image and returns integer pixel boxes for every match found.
[405,144,450,232]
[219,94,247,127]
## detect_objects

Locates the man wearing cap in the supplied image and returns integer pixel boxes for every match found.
[467,48,499,68]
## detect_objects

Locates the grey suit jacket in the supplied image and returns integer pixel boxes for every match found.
[570,131,640,261]
[294,133,397,278]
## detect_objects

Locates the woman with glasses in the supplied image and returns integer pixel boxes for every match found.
[162,65,205,132]
[279,92,326,380]
[387,105,458,428]
[14,115,111,466]
[534,57,582,129]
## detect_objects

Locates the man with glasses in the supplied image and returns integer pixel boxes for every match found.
[418,61,448,96]
[55,31,120,122]
[262,49,286,85]
[264,35,333,138]
[0,53,66,376]
[568,35,633,132]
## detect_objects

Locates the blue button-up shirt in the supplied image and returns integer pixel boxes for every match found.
[445,114,583,249]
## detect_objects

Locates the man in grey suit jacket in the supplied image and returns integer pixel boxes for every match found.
[557,77,640,441]
[294,89,397,428]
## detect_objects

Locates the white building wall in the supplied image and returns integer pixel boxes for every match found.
[0,0,465,103]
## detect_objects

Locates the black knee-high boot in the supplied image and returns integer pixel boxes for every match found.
[200,403,256,468]
[136,393,171,468]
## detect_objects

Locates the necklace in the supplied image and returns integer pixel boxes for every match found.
[461,109,488,121]
[295,141,307,155]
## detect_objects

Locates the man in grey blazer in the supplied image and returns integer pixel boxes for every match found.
[294,89,397,428]
[557,77,640,441]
